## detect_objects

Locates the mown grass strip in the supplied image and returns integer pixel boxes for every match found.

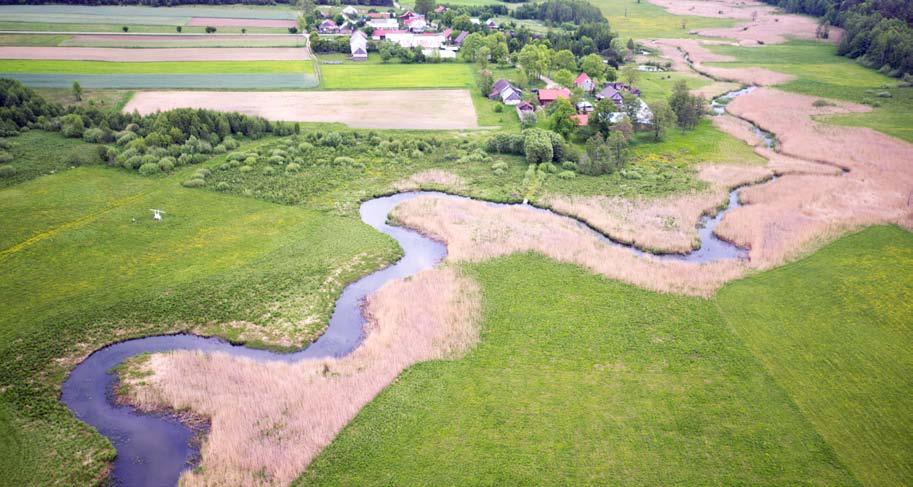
[319,63,475,90]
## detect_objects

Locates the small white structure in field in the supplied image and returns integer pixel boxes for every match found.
[150,209,165,221]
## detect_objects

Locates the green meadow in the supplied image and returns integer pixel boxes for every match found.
[300,225,913,485]
[707,40,913,142]
[0,59,314,75]
[319,63,475,90]
[0,134,399,484]
[592,0,735,40]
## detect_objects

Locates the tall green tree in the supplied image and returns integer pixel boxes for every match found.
[547,99,576,138]
[649,100,674,141]
[415,0,434,15]
[71,81,82,102]
[579,53,606,78]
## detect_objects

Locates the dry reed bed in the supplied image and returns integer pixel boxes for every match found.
[715,88,913,266]
[648,0,841,44]
[652,38,795,85]
[123,268,481,486]
[392,196,747,296]
[543,164,771,254]
[392,169,466,192]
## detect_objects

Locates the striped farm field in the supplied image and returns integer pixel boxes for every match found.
[2,73,319,89]
[319,63,475,90]
[0,47,308,62]
[0,59,312,74]
[60,34,306,48]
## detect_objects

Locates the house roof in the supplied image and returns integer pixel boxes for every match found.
[320,19,337,27]
[351,30,367,39]
[442,28,453,38]
[399,10,417,18]
[571,114,589,126]
[434,5,447,13]
[574,72,591,85]
[366,12,389,18]
[517,101,535,111]
[538,88,571,102]
[490,79,511,95]
[454,31,469,44]
[597,86,622,100]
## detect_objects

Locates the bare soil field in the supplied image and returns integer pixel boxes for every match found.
[187,17,297,28]
[0,46,308,61]
[124,268,481,486]
[123,90,479,130]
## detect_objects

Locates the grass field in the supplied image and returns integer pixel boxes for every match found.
[717,225,913,486]
[592,0,735,40]
[0,59,313,75]
[706,40,913,142]
[298,225,913,486]
[0,134,399,484]
[319,63,475,90]
[0,131,102,190]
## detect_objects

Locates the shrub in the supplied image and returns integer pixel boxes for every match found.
[82,127,106,143]
[116,131,138,146]
[60,114,85,138]
[68,152,91,166]
[182,178,206,187]
[139,162,161,175]
[491,161,508,172]
[558,170,576,179]
[0,151,12,163]
[286,162,301,172]
[523,130,553,164]
[561,161,578,171]
[268,155,285,165]
[244,156,258,165]
[239,165,253,173]
[124,155,143,169]
[216,181,230,191]
[222,136,240,150]
[213,144,227,154]
[0,165,15,177]
[812,99,835,107]
[177,153,193,166]
[159,157,176,171]
[333,156,356,166]
[262,166,276,175]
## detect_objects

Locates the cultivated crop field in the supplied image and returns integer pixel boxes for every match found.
[319,63,476,90]
[0,47,310,62]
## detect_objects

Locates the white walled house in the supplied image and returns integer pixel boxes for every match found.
[367,18,398,30]
[350,30,368,61]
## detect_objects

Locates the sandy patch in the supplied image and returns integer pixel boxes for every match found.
[123,90,479,130]
[0,46,309,62]
[187,17,297,28]
[124,267,481,486]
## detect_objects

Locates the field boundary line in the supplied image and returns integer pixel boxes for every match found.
[0,189,151,263]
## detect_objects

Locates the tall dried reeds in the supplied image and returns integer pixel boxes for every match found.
[124,268,481,486]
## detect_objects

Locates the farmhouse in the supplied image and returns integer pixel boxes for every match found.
[405,16,428,33]
[516,101,536,122]
[342,5,359,18]
[350,30,368,61]
[485,19,499,29]
[574,72,595,92]
[453,31,469,46]
[367,18,398,30]
[318,19,339,34]
[576,101,594,113]
[538,88,571,106]
[596,85,624,105]
[366,12,390,19]
[571,114,589,126]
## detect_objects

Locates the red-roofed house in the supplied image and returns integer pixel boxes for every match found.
[399,10,418,20]
[434,5,448,13]
[538,88,571,106]
[441,28,453,38]
[366,12,390,19]
[574,72,595,92]
[571,114,589,126]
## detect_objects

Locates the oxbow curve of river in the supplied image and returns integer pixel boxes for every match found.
[62,93,773,485]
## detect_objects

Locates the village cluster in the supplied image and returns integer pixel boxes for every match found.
[493,74,653,128]
[319,7,479,61]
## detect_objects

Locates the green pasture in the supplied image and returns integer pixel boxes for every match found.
[707,40,913,142]
[319,63,475,89]
[717,225,913,486]
[0,59,313,75]
[0,130,103,191]
[591,0,735,40]
[300,226,913,486]
[0,133,399,484]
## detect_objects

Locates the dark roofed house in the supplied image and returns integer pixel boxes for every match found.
[489,79,512,99]
[596,85,624,106]
[453,30,469,46]
[318,19,339,33]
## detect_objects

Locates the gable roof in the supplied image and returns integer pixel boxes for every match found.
[571,114,589,126]
[538,88,571,102]
[574,72,591,85]
[454,31,469,44]
[517,101,535,111]
[597,85,622,100]
[490,79,511,95]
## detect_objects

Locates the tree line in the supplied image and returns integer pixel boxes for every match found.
[759,0,913,77]
[512,0,606,26]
